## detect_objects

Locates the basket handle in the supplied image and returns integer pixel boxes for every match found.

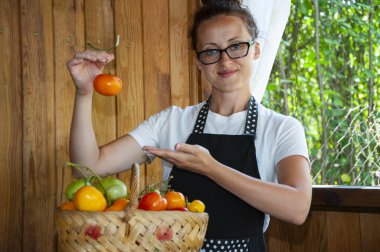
[126,163,140,213]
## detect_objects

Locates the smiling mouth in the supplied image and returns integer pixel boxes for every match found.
[218,69,237,78]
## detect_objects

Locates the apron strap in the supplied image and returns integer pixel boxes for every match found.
[192,97,210,134]
[244,96,258,139]
[192,96,258,139]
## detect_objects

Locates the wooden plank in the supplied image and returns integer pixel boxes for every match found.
[312,186,380,212]
[0,0,22,251]
[142,0,171,186]
[265,218,290,252]
[360,213,380,252]
[20,0,56,250]
[85,0,116,147]
[114,0,145,192]
[285,211,327,252]
[53,0,85,205]
[187,0,201,104]
[265,211,380,252]
[326,212,361,252]
[169,0,189,107]
[189,1,211,101]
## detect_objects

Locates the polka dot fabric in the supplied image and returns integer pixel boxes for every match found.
[243,96,258,139]
[193,96,258,139]
[203,238,251,252]
[192,98,210,134]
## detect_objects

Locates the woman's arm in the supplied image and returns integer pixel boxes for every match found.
[206,155,311,225]
[67,50,147,176]
[143,144,311,225]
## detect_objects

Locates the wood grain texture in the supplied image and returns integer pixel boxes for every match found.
[85,0,117,147]
[265,211,380,252]
[142,0,171,186]
[326,212,362,252]
[187,0,201,104]
[114,0,145,191]
[0,0,22,251]
[20,0,56,250]
[360,213,380,252]
[169,0,190,108]
[312,186,380,211]
[53,0,85,206]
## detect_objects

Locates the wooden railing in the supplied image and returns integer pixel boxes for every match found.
[311,186,380,212]
[265,186,380,252]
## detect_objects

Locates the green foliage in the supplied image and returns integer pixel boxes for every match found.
[262,0,380,186]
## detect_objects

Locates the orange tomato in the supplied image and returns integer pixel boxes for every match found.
[59,201,76,211]
[164,191,186,210]
[93,74,122,96]
[104,198,129,211]
[73,185,107,211]
[187,200,205,213]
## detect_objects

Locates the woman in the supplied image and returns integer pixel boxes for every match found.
[67,0,311,251]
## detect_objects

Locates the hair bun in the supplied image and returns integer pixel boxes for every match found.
[201,0,243,6]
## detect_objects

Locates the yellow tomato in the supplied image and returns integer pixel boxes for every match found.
[187,200,205,213]
[73,185,107,211]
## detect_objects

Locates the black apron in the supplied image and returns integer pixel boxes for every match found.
[170,96,266,252]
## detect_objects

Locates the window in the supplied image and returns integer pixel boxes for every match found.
[263,0,380,186]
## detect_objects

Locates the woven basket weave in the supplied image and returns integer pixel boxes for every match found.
[55,163,209,252]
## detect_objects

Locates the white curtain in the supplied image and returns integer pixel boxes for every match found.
[242,0,291,103]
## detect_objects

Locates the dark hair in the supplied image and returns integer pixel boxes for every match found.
[190,0,258,50]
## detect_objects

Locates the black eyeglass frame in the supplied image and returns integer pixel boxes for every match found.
[196,40,256,65]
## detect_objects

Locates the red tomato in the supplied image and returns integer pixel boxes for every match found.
[164,191,186,210]
[157,197,168,211]
[93,74,122,96]
[138,192,167,211]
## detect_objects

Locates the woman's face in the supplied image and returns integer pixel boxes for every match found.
[196,15,259,95]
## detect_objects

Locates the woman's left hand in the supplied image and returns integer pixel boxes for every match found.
[142,144,215,175]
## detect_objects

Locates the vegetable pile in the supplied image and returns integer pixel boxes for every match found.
[137,176,206,213]
[59,162,129,212]
[59,164,205,213]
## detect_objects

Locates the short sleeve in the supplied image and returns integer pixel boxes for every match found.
[275,117,310,166]
[128,111,162,163]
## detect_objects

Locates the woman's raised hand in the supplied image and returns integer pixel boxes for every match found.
[142,144,216,176]
[66,50,114,95]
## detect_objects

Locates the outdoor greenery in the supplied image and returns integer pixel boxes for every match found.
[262,0,380,186]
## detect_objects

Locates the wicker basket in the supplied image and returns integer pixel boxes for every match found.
[55,163,209,252]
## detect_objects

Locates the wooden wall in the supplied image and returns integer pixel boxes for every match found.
[266,208,380,252]
[1,0,379,251]
[0,0,207,251]
[265,186,380,252]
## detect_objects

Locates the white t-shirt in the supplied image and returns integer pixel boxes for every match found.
[129,101,309,231]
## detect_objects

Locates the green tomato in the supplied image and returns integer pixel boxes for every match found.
[65,178,86,200]
[97,177,127,204]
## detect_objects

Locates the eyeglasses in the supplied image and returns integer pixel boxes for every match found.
[196,41,256,65]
